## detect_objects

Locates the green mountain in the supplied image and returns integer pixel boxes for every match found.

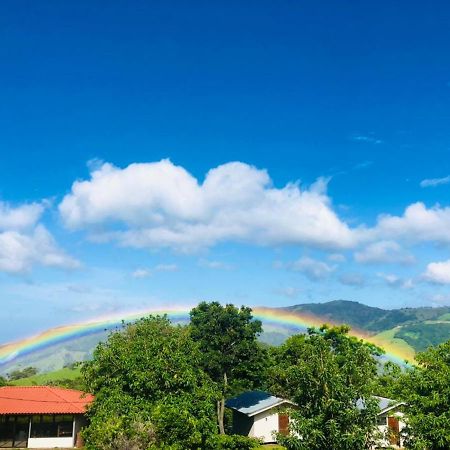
[283,300,450,353]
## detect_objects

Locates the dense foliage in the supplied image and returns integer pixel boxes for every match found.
[82,316,219,449]
[7,366,38,380]
[270,325,383,450]
[398,341,450,450]
[190,301,266,434]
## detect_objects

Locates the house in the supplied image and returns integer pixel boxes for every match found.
[373,396,406,449]
[0,386,94,449]
[225,390,294,444]
[357,395,406,449]
[227,391,406,448]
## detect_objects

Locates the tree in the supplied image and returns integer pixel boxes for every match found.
[0,375,6,387]
[82,315,218,449]
[189,302,265,434]
[7,366,38,381]
[270,325,384,450]
[373,361,403,398]
[398,340,450,450]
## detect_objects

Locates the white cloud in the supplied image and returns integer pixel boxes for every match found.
[0,225,80,274]
[423,260,450,284]
[420,176,450,188]
[373,203,450,245]
[132,263,178,278]
[354,240,415,264]
[0,201,44,230]
[377,273,414,289]
[289,256,335,281]
[59,160,358,252]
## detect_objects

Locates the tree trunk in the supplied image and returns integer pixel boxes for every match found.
[217,398,225,434]
[218,372,228,434]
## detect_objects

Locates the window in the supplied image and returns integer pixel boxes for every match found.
[0,416,14,443]
[30,415,73,438]
[0,416,30,448]
[377,415,387,426]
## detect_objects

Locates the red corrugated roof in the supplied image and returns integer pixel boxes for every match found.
[0,386,94,415]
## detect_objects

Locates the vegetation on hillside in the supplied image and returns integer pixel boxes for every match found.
[7,366,38,380]
[9,367,83,389]
[287,300,450,352]
[396,322,450,352]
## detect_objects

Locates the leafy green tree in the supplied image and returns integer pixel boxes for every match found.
[7,366,38,380]
[398,340,450,450]
[189,301,265,434]
[270,325,384,450]
[82,315,219,449]
[0,375,6,386]
[373,361,403,398]
[45,377,86,390]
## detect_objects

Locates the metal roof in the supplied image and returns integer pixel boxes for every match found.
[0,386,94,415]
[356,396,405,415]
[226,390,291,417]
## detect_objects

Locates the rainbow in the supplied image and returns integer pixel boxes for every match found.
[0,306,415,367]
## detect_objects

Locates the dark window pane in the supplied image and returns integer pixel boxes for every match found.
[31,415,57,438]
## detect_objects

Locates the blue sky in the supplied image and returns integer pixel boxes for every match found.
[1,0,450,342]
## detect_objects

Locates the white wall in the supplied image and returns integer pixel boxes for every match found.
[250,409,279,443]
[28,436,74,448]
[374,411,406,449]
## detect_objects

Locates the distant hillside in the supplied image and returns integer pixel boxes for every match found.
[0,331,108,376]
[9,367,81,386]
[286,300,450,332]
[283,300,450,353]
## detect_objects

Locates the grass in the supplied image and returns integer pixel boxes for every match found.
[372,327,416,362]
[9,367,81,386]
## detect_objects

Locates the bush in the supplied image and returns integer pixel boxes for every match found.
[206,434,261,450]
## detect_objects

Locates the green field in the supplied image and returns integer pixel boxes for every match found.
[9,367,81,386]
[372,327,416,362]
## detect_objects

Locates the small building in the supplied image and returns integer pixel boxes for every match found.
[226,390,294,444]
[373,396,406,449]
[0,386,94,449]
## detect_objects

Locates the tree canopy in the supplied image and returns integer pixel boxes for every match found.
[398,340,450,450]
[82,316,219,449]
[189,301,266,434]
[270,325,384,450]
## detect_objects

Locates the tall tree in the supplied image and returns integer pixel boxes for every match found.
[270,325,383,450]
[189,301,264,434]
[82,315,218,449]
[398,340,450,450]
